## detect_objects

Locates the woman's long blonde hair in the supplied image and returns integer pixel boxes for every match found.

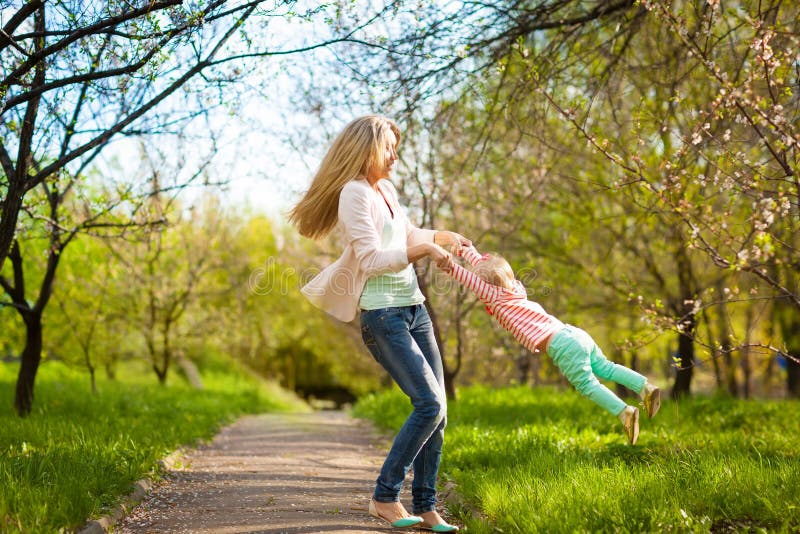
[288,115,401,240]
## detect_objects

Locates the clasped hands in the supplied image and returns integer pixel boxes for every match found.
[431,231,471,270]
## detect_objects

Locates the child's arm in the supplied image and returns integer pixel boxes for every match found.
[446,261,500,304]
[457,244,489,267]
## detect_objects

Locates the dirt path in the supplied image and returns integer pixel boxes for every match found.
[115,411,423,533]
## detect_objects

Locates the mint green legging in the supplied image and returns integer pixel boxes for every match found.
[547,325,646,417]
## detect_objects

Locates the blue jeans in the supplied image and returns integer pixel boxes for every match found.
[360,304,447,514]
[547,325,646,416]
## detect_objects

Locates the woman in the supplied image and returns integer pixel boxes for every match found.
[289,115,465,532]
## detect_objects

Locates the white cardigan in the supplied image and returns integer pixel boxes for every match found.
[301,178,436,322]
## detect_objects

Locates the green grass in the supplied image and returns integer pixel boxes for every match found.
[354,385,800,533]
[0,359,308,533]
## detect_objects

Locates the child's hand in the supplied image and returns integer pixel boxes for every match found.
[428,243,453,270]
[435,253,453,270]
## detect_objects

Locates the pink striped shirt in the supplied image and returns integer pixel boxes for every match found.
[447,246,565,353]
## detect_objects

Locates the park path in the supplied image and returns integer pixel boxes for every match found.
[114,411,421,533]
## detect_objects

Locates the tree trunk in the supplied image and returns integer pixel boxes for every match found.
[710,347,722,391]
[615,315,637,398]
[154,364,168,385]
[152,342,169,385]
[417,266,458,400]
[105,362,116,380]
[15,312,43,416]
[517,346,531,385]
[741,305,754,399]
[529,343,541,385]
[0,190,24,273]
[787,352,800,399]
[741,346,751,399]
[671,314,695,399]
[89,366,97,394]
[701,309,722,391]
[615,349,638,398]
[772,267,799,398]
[714,281,738,396]
[424,299,456,400]
[178,355,204,389]
[83,347,97,394]
[763,352,775,393]
[671,232,696,399]
[723,350,738,396]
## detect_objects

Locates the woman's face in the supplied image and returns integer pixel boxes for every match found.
[367,129,398,182]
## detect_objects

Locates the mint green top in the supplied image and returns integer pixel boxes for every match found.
[359,201,425,310]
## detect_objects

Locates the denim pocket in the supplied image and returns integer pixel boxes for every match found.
[360,322,384,366]
[374,308,407,337]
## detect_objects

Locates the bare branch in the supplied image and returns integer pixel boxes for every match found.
[0,1,43,55]
[1,0,183,88]
[29,6,257,190]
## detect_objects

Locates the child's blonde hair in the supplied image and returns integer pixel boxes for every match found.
[472,254,516,290]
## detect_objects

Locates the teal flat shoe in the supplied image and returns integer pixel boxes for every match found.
[419,521,460,532]
[391,517,426,528]
[368,498,424,528]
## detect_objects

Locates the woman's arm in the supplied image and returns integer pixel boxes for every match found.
[407,242,450,263]
[339,183,408,276]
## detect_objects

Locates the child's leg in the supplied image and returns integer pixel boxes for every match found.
[580,329,647,395]
[547,326,628,417]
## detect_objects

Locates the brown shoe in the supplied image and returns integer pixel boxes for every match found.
[621,406,640,445]
[643,385,661,419]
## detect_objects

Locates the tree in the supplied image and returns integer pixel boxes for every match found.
[108,175,220,385]
[50,233,125,393]
[0,154,171,414]
[0,0,388,270]
[1,0,395,413]
[524,0,800,391]
[349,0,799,395]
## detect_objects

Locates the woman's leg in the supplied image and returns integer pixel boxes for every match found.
[360,306,447,505]
[547,325,629,416]
[407,304,446,515]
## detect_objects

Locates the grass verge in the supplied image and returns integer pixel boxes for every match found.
[354,385,800,533]
[0,359,308,533]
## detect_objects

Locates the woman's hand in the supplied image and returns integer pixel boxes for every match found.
[434,231,471,254]
[407,242,452,268]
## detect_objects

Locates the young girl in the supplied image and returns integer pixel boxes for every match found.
[442,245,661,445]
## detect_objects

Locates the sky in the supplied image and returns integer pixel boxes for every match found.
[182,0,457,222]
[2,1,454,225]
[3,1,375,224]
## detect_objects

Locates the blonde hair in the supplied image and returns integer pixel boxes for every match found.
[288,115,401,240]
[472,254,516,290]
